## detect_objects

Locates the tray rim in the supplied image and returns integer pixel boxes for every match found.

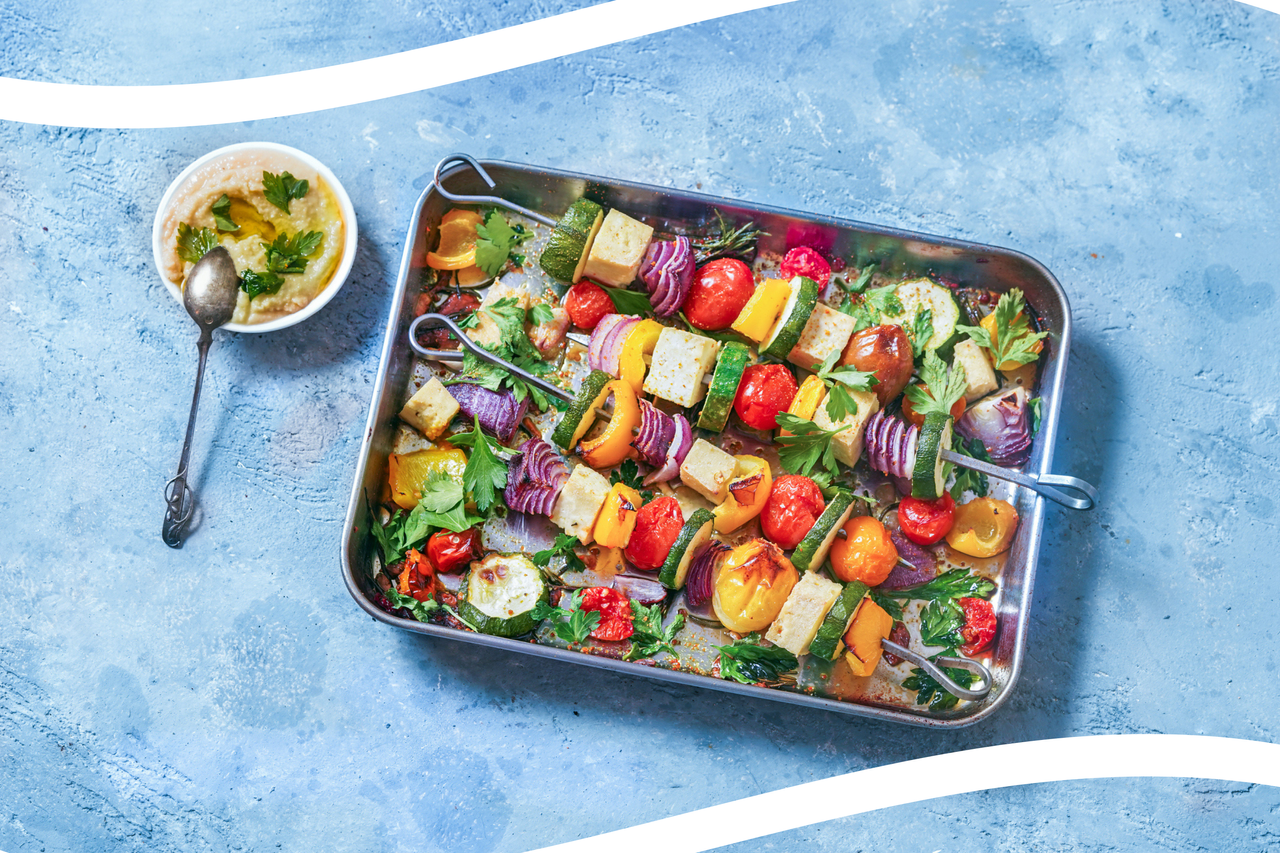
[341,157,1073,729]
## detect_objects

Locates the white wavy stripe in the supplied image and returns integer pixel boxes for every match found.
[528,735,1280,852]
[0,0,797,129]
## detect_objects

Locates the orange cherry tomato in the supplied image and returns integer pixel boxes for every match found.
[829,516,899,586]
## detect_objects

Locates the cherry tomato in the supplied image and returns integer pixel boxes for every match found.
[564,281,614,331]
[761,475,826,549]
[958,597,997,656]
[396,548,435,602]
[733,363,799,431]
[897,493,956,545]
[683,258,754,330]
[624,496,685,571]
[579,586,635,641]
[829,516,899,586]
[426,527,483,574]
[901,384,966,427]
[780,246,831,288]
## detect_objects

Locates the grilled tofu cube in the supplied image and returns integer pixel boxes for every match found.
[549,464,612,544]
[788,303,857,371]
[643,328,719,408]
[765,571,844,656]
[582,209,654,286]
[952,338,999,402]
[679,438,738,503]
[812,389,880,467]
[399,377,460,440]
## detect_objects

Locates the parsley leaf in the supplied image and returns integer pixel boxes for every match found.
[1029,396,1043,435]
[907,307,933,358]
[263,230,323,275]
[239,268,284,300]
[918,598,965,649]
[774,413,849,480]
[864,283,905,318]
[625,602,684,661]
[609,459,654,502]
[533,590,600,645]
[474,211,529,276]
[447,416,508,514]
[531,532,586,575]
[949,434,991,500]
[451,296,557,412]
[600,285,654,315]
[210,194,238,231]
[717,634,798,685]
[956,289,1048,368]
[529,303,556,326]
[413,474,483,533]
[903,351,968,419]
[812,351,878,420]
[383,586,441,622]
[902,653,976,711]
[262,170,309,214]
[869,588,905,622]
[176,223,219,264]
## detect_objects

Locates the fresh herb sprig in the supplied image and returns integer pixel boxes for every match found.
[625,602,684,661]
[811,351,878,421]
[903,351,968,420]
[263,230,323,275]
[446,415,509,514]
[262,170,309,214]
[239,269,284,299]
[957,289,1048,368]
[176,223,219,264]
[949,434,991,500]
[907,308,934,358]
[531,532,586,575]
[475,211,530,276]
[774,413,849,480]
[903,655,977,711]
[533,590,600,645]
[452,296,557,411]
[609,459,654,502]
[692,209,768,264]
[879,568,997,603]
[382,586,441,622]
[210,194,238,231]
[717,634,798,686]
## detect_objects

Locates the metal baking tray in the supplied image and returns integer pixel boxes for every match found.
[341,157,1075,728]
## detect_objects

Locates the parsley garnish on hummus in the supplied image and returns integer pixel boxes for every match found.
[175,223,219,264]
[262,170,309,214]
[263,231,323,275]
[239,269,284,300]
[210,194,238,232]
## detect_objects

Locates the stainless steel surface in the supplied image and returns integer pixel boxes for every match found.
[162,246,239,548]
[939,448,1097,510]
[342,158,1078,728]
[881,639,992,701]
[408,312,572,402]
[433,153,558,228]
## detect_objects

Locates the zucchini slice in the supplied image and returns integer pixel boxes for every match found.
[658,508,716,590]
[697,342,751,431]
[550,369,612,451]
[761,276,820,361]
[457,553,549,637]
[911,412,953,500]
[807,580,870,661]
[791,490,857,574]
[880,278,963,356]
[539,199,605,283]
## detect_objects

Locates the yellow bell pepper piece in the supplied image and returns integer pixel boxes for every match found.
[731,278,791,341]
[979,310,1044,371]
[388,446,468,510]
[593,483,643,548]
[578,380,640,469]
[712,455,773,533]
[778,374,826,437]
[426,218,480,270]
[441,209,484,228]
[616,319,663,394]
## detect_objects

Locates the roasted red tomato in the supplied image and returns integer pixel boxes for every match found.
[780,246,831,288]
[396,548,435,602]
[897,493,956,545]
[624,496,685,571]
[733,363,799,431]
[426,527,483,574]
[683,258,754,330]
[579,586,635,641]
[958,597,997,656]
[564,281,614,330]
[761,475,826,549]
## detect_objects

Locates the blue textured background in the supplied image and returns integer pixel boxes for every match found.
[2,1,1278,850]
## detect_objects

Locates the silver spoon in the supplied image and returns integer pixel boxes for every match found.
[162,246,240,548]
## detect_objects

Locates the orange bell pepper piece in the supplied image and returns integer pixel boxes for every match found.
[593,483,643,548]
[712,455,773,533]
[842,597,894,677]
[426,216,480,270]
[578,380,640,469]
[616,319,663,394]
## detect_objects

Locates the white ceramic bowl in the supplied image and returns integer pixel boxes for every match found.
[152,141,358,334]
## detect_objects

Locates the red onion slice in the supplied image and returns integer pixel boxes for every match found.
[640,237,695,318]
[863,410,918,480]
[449,382,529,445]
[598,316,639,378]
[612,574,668,606]
[644,413,693,485]
[633,400,676,467]
[504,438,569,517]
[587,313,626,372]
[685,540,729,607]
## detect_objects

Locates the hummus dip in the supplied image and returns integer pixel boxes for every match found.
[159,149,345,326]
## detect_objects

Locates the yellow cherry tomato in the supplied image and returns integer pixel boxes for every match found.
[946,497,1018,557]
[712,539,799,634]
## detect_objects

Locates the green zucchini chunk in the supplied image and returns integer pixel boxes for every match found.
[539,199,605,283]
[550,369,612,451]
[658,508,716,590]
[697,342,751,431]
[880,277,963,357]
[457,553,549,637]
[762,276,820,361]
[807,580,870,661]
[791,490,857,574]
[911,412,953,500]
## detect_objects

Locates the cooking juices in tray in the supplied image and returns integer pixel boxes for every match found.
[342,159,1077,726]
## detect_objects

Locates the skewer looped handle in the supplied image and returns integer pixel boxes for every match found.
[407,313,574,405]
[433,153,558,227]
[940,449,1097,511]
[880,639,993,702]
